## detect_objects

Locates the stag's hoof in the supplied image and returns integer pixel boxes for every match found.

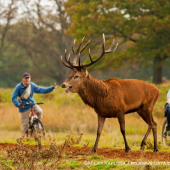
[90,148,97,153]
[153,148,159,152]
[140,140,146,151]
[125,148,131,153]
[140,145,145,151]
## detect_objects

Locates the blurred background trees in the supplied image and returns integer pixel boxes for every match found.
[0,0,170,87]
[65,0,170,84]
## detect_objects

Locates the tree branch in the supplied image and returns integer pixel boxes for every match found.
[0,0,15,56]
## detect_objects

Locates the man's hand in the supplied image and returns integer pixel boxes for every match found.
[53,82,57,89]
[19,104,24,108]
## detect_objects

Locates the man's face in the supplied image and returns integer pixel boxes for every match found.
[22,77,31,85]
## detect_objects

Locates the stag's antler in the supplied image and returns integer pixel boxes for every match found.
[60,34,118,69]
[72,37,91,65]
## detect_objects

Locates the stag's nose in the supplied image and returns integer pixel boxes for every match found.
[61,83,66,88]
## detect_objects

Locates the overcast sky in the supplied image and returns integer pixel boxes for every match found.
[0,0,59,24]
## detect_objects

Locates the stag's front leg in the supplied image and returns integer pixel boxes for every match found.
[117,113,131,153]
[90,115,105,153]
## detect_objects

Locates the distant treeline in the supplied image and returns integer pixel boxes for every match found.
[0,0,170,87]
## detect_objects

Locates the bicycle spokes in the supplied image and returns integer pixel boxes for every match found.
[27,117,45,138]
[162,119,170,147]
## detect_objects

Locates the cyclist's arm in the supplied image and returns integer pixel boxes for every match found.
[32,82,54,94]
[11,85,21,107]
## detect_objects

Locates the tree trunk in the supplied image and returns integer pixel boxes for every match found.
[153,56,163,84]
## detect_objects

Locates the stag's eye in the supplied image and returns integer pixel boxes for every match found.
[74,75,79,79]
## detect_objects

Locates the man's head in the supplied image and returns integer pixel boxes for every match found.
[22,73,31,86]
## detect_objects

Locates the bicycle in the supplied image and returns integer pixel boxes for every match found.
[162,119,170,147]
[22,102,45,137]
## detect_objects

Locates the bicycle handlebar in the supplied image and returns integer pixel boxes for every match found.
[21,102,44,106]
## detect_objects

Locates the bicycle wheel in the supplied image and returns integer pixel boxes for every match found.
[33,119,45,137]
[162,119,170,147]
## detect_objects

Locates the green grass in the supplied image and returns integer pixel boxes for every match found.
[1,155,170,170]
[85,160,118,169]
[0,86,83,106]
[68,160,83,168]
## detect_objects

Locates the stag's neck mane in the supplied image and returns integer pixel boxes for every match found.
[78,74,108,108]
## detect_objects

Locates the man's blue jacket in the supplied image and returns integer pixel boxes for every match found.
[11,82,54,112]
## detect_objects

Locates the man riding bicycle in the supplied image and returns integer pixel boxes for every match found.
[11,73,57,137]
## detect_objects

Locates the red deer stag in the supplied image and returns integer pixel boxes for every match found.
[60,34,159,153]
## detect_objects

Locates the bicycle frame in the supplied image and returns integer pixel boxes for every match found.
[22,102,45,137]
[31,105,36,116]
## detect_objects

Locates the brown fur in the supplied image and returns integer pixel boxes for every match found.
[79,74,159,118]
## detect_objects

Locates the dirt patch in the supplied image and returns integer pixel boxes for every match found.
[0,143,18,151]
[67,146,170,162]
[0,143,48,151]
[0,143,170,161]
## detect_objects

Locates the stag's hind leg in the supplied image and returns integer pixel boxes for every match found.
[139,114,152,150]
[137,108,158,152]
[151,118,158,152]
[140,125,152,150]
[117,113,131,153]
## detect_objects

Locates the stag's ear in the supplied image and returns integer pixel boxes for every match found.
[81,67,88,77]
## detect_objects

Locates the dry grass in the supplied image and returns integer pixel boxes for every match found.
[0,101,165,152]
[0,84,167,144]
[0,102,166,135]
[0,133,86,169]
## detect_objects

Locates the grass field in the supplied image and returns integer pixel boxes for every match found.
[0,81,170,169]
[0,81,168,133]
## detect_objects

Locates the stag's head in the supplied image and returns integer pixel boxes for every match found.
[61,34,118,93]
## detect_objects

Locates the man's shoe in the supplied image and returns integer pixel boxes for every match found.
[166,125,170,131]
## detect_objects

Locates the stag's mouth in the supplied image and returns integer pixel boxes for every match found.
[65,86,72,93]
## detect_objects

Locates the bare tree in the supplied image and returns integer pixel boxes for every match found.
[12,0,73,84]
[0,0,17,56]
